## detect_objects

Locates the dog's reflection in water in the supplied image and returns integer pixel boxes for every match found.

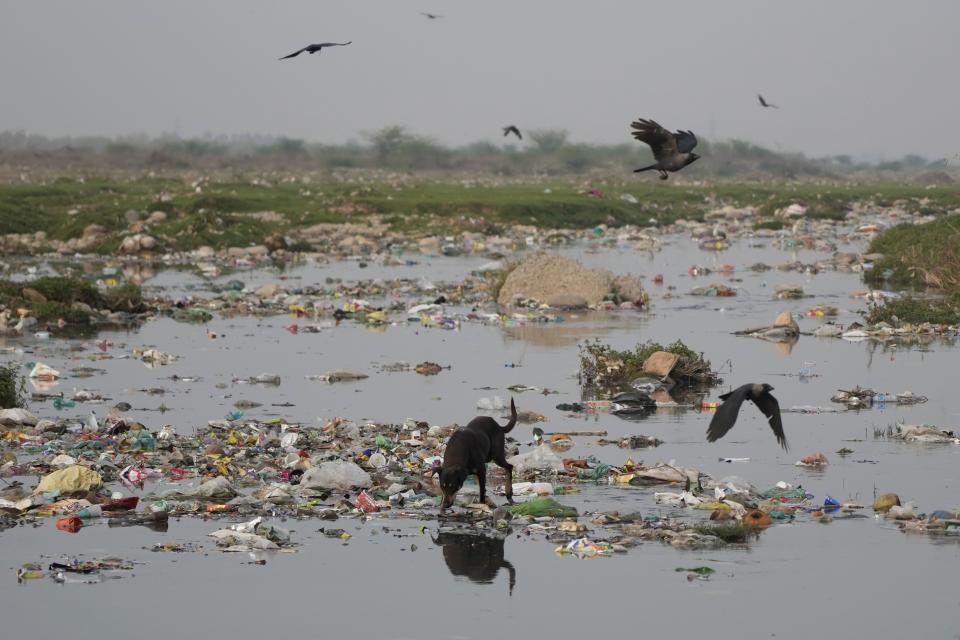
[432,531,516,595]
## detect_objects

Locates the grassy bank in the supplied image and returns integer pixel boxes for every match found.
[0,176,958,252]
[864,214,960,324]
[866,214,960,289]
[0,277,144,326]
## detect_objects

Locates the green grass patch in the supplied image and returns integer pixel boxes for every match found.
[753,219,785,231]
[862,294,960,325]
[0,276,144,325]
[866,214,960,289]
[2,178,960,252]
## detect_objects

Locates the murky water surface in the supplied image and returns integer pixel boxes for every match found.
[2,232,958,639]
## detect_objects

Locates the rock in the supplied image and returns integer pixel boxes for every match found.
[124,209,143,224]
[146,210,167,224]
[21,288,47,303]
[119,236,140,254]
[246,245,269,257]
[773,311,799,332]
[138,234,157,250]
[497,253,617,307]
[82,224,107,239]
[255,283,280,298]
[546,294,589,309]
[0,408,39,427]
[194,246,216,259]
[612,275,645,302]
[264,234,288,253]
[642,351,680,378]
[873,493,901,513]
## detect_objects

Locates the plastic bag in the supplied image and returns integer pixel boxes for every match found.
[299,461,372,490]
[36,466,104,494]
[507,447,565,474]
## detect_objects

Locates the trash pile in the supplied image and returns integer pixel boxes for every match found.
[830,387,928,408]
[579,339,722,397]
[813,320,959,342]
[734,311,800,342]
[16,556,137,585]
[888,425,959,444]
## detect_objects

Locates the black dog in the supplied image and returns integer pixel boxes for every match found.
[436,398,517,510]
[432,531,516,595]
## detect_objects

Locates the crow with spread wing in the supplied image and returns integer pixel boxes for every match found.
[630,118,700,180]
[279,42,352,60]
[502,125,522,140]
[758,94,779,109]
[706,383,788,451]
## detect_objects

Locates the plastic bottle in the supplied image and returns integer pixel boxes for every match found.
[76,505,103,519]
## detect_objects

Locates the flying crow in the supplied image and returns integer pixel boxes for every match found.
[706,383,788,450]
[757,94,779,109]
[630,118,700,180]
[421,12,443,19]
[502,125,522,140]
[279,42,352,60]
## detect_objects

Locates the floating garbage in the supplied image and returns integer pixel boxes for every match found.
[831,387,928,408]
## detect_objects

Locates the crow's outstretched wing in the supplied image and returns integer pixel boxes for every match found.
[503,126,522,139]
[279,47,308,60]
[675,130,698,153]
[706,384,751,443]
[753,391,788,451]
[318,41,352,47]
[630,118,679,162]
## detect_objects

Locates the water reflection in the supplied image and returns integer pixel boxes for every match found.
[432,530,516,595]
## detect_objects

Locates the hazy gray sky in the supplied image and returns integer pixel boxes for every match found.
[2,0,957,159]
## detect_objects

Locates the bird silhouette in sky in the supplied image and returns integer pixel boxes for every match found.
[279,42,352,60]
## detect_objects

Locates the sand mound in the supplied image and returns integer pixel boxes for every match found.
[497,252,641,307]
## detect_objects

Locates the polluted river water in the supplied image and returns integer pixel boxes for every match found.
[1,229,958,640]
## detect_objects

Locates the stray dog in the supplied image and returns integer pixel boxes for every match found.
[436,398,517,510]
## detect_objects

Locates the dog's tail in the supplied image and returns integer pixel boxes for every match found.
[501,397,517,433]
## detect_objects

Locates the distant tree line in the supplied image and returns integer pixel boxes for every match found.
[0,128,952,179]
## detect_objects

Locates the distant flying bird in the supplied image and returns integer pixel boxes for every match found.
[278,42,352,60]
[502,125,522,140]
[706,383,788,451]
[757,94,779,109]
[421,12,443,19]
[630,118,700,180]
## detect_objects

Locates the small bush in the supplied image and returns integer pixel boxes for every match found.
[0,362,27,409]
[579,338,720,393]
[101,284,144,312]
[753,219,784,231]
[29,276,102,307]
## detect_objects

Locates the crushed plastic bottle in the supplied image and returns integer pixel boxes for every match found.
[53,398,76,410]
